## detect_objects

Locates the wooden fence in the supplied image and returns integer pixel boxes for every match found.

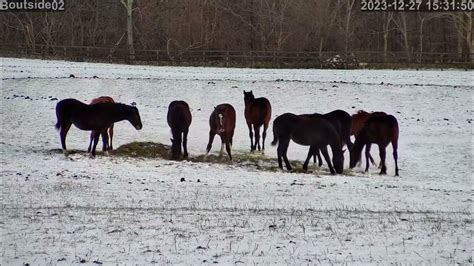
[1,44,472,68]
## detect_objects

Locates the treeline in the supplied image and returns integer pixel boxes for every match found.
[0,0,472,63]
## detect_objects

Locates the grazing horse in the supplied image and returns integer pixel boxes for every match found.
[87,96,115,154]
[301,110,353,168]
[206,104,236,160]
[243,90,272,152]
[271,113,344,175]
[167,101,192,160]
[350,115,399,176]
[351,110,387,168]
[55,98,142,157]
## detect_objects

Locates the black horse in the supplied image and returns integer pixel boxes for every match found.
[300,110,353,168]
[55,98,142,157]
[350,114,399,176]
[206,104,236,161]
[167,101,192,160]
[244,90,272,152]
[271,113,344,175]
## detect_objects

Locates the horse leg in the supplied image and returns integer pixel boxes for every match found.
[320,146,335,175]
[205,131,216,156]
[262,122,268,151]
[247,122,254,152]
[109,124,114,150]
[101,129,109,155]
[217,133,226,157]
[91,130,101,157]
[277,138,291,170]
[277,146,283,170]
[253,124,261,151]
[281,139,292,171]
[225,138,232,161]
[378,144,387,175]
[312,150,323,167]
[88,131,94,153]
[369,154,376,166]
[303,146,315,171]
[365,143,372,172]
[317,150,323,167]
[183,130,189,159]
[60,122,72,154]
[392,140,399,176]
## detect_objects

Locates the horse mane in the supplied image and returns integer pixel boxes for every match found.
[356,110,368,114]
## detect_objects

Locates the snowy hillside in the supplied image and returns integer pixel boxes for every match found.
[1,57,472,264]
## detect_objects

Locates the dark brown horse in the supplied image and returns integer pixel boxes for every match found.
[87,96,115,154]
[244,90,272,152]
[351,110,387,168]
[167,101,192,160]
[55,98,142,157]
[271,113,344,175]
[301,110,353,168]
[350,114,399,176]
[206,104,236,160]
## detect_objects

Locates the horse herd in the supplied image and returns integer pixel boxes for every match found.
[54,91,399,176]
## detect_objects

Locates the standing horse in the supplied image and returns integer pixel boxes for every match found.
[55,98,142,157]
[87,96,115,154]
[350,114,399,176]
[271,113,344,175]
[167,101,192,160]
[244,91,272,152]
[206,104,236,160]
[351,110,387,169]
[301,110,353,167]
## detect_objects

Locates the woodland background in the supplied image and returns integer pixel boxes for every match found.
[1,0,472,67]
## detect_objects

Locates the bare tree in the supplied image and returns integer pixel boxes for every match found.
[382,12,394,61]
[120,0,134,61]
[393,13,411,62]
[446,12,473,61]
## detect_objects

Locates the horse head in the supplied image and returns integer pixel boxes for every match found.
[243,90,255,104]
[128,106,143,130]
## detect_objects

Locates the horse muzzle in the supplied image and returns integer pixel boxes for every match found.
[135,124,143,130]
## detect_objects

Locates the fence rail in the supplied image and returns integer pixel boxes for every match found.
[1,44,472,68]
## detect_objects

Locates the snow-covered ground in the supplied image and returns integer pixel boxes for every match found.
[1,57,472,264]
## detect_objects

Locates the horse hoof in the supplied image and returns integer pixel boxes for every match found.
[104,151,109,156]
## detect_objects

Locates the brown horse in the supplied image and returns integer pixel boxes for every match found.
[55,98,142,157]
[244,91,272,152]
[350,114,399,176]
[167,101,192,160]
[351,110,387,169]
[87,96,115,154]
[206,104,236,160]
[271,113,344,175]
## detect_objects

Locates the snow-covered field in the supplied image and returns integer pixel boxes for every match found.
[1,58,472,264]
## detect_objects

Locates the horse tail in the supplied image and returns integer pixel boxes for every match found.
[390,115,399,145]
[271,130,278,146]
